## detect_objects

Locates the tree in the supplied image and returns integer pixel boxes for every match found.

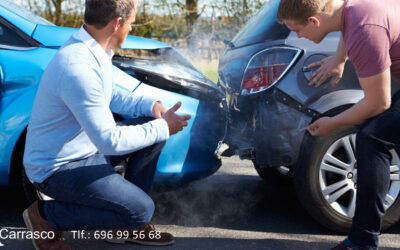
[45,0,64,25]
[185,0,199,32]
[23,0,84,27]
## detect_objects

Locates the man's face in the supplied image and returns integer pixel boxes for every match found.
[111,9,137,49]
[284,18,326,43]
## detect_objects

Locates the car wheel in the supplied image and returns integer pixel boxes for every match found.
[253,161,292,185]
[294,126,400,233]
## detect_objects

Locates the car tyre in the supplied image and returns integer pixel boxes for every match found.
[294,125,400,233]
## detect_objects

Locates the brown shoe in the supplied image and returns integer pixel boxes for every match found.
[106,223,174,246]
[22,201,72,250]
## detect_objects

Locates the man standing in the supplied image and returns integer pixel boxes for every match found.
[278,0,400,249]
[22,0,191,249]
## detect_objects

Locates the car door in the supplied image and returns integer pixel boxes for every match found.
[0,16,57,185]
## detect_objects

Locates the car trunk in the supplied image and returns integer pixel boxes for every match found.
[217,0,306,166]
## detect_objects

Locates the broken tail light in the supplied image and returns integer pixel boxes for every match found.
[241,47,302,95]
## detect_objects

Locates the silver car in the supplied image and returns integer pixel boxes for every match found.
[218,0,400,233]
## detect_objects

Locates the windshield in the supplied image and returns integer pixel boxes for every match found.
[231,0,290,47]
[0,0,54,26]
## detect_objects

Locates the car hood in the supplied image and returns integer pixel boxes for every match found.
[31,24,171,50]
[113,48,225,102]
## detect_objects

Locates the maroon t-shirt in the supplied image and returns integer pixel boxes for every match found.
[341,0,400,80]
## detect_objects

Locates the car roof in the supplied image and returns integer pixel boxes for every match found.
[0,0,44,36]
[32,24,171,49]
[0,0,170,49]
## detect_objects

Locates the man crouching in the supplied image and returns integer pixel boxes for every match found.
[22,0,190,249]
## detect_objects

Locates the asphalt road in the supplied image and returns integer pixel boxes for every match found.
[1,156,400,250]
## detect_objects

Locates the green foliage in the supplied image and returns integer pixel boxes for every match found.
[19,0,268,65]
[20,0,268,41]
[131,0,268,41]
[18,0,270,82]
[22,0,84,26]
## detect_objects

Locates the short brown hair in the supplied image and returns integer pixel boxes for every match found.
[277,0,329,24]
[84,0,141,28]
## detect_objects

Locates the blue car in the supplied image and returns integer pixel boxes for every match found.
[0,0,227,201]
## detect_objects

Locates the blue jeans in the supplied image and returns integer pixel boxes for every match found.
[36,117,165,231]
[347,92,400,249]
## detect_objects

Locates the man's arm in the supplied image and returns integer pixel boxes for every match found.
[307,68,392,136]
[308,35,347,87]
[60,63,170,155]
[335,68,391,125]
[336,35,348,62]
[110,84,159,117]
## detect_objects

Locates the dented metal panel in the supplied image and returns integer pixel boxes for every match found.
[113,48,224,102]
[253,92,312,166]
[226,90,312,166]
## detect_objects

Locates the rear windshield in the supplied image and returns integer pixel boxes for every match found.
[231,0,290,47]
[0,0,54,26]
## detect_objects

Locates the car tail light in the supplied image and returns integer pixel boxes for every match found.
[241,47,302,95]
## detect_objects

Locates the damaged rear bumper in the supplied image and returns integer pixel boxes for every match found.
[226,89,314,167]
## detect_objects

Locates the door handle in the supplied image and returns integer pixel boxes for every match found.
[0,65,3,85]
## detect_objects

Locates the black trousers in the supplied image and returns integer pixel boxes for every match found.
[349,92,400,249]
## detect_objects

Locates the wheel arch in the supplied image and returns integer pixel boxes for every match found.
[308,89,364,115]
[8,127,27,186]
[291,101,357,175]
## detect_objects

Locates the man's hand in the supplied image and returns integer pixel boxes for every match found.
[307,116,340,136]
[307,55,346,87]
[162,102,191,135]
[307,68,392,137]
[152,101,167,119]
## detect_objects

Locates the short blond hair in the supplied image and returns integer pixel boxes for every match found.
[277,0,330,24]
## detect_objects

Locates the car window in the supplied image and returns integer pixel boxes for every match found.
[231,0,290,47]
[0,22,31,47]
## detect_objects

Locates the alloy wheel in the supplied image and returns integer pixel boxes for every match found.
[319,133,400,217]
